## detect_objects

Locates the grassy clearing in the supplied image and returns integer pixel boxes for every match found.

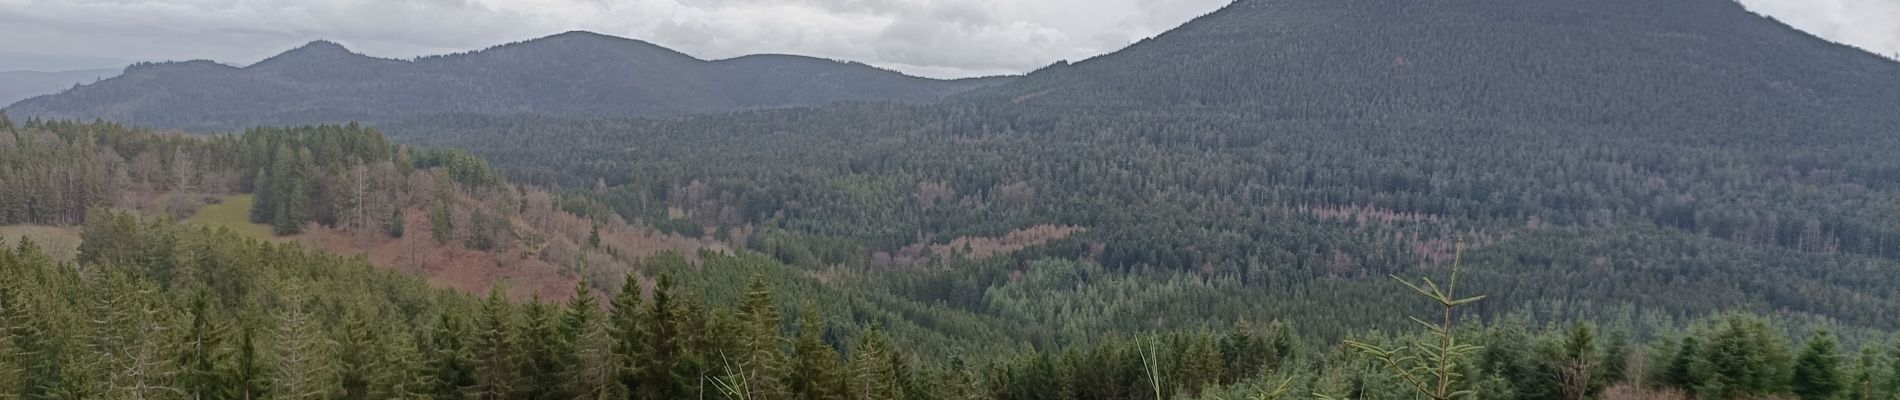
[0,225,83,262]
[187,194,281,241]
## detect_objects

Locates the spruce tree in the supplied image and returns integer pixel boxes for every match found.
[177,293,228,400]
[1601,330,1632,385]
[274,287,336,400]
[430,180,454,244]
[1702,317,1794,399]
[1555,323,1603,400]
[634,274,687,400]
[1886,336,1900,400]
[1793,331,1846,400]
[518,298,570,399]
[81,273,181,399]
[227,325,272,400]
[1662,336,1705,394]
[737,276,790,400]
[565,281,620,399]
[386,208,406,238]
[471,288,520,400]
[847,326,900,400]
[790,305,845,400]
[422,314,476,400]
[609,273,646,397]
[0,283,26,399]
[337,309,383,400]
[377,330,429,400]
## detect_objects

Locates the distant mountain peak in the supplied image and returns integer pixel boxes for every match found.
[520,30,657,48]
[282,40,358,58]
[251,39,373,68]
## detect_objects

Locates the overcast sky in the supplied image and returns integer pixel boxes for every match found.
[0,0,1895,78]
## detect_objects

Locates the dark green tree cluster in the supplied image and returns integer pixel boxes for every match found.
[1643,316,1897,400]
[242,123,396,234]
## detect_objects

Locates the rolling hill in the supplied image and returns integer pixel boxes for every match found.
[964,0,1900,139]
[3,31,1011,131]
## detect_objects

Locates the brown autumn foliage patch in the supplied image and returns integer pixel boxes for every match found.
[291,183,724,302]
[878,224,1084,266]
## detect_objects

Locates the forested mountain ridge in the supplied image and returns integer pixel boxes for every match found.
[2,31,1011,131]
[962,0,1900,139]
[386,0,1900,343]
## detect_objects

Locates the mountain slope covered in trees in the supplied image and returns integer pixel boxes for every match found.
[387,0,1900,340]
[2,32,1011,131]
[962,0,1900,138]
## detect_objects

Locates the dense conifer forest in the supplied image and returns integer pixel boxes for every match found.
[3,115,1899,400]
[5,0,1900,397]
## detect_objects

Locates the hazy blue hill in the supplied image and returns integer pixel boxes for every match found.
[4,31,1011,131]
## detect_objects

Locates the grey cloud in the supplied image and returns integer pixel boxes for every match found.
[1739,0,1900,59]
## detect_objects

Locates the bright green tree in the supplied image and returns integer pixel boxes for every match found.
[1793,331,1846,400]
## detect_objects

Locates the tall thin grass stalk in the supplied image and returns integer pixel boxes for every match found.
[710,352,753,400]
[1141,342,1164,400]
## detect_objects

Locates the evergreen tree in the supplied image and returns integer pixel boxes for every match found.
[422,314,477,400]
[1793,331,1846,400]
[387,208,406,238]
[1555,323,1604,400]
[82,272,181,399]
[518,298,570,399]
[1886,336,1900,400]
[471,288,520,400]
[337,309,383,400]
[0,283,27,399]
[564,281,620,399]
[1181,333,1223,397]
[608,273,646,397]
[1701,316,1794,399]
[847,326,900,400]
[227,326,272,400]
[1601,330,1632,385]
[274,287,336,400]
[737,276,790,400]
[634,274,687,400]
[1848,346,1884,400]
[378,331,429,400]
[790,305,845,400]
[1662,336,1705,393]
[430,179,454,244]
[177,293,228,400]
